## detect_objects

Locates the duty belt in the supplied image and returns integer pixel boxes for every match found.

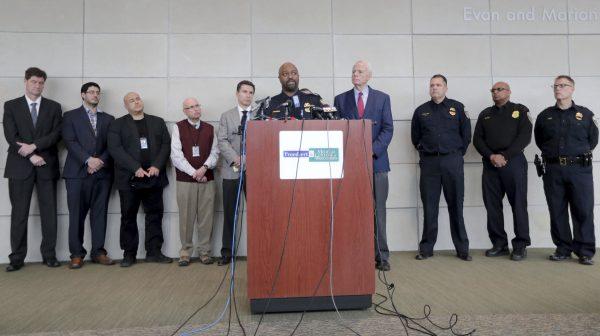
[544,156,585,166]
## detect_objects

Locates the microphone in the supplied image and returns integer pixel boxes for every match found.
[285,99,292,120]
[253,96,271,120]
[292,95,300,108]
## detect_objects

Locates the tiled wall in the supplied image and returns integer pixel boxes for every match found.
[1,0,600,262]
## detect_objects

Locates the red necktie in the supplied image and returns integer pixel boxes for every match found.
[357,92,365,118]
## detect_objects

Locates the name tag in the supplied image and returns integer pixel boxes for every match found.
[192,146,200,157]
[140,137,148,149]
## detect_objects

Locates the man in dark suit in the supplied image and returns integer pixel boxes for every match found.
[107,92,172,267]
[3,67,62,272]
[62,82,115,269]
[334,60,394,271]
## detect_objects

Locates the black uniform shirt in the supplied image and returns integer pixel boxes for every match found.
[264,90,323,120]
[411,98,471,155]
[534,101,599,158]
[473,101,532,159]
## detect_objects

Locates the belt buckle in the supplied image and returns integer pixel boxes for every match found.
[559,157,567,166]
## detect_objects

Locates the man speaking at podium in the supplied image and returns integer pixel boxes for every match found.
[334,60,394,271]
[265,62,323,119]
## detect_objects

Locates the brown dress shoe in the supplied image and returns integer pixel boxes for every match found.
[69,257,84,269]
[92,254,115,265]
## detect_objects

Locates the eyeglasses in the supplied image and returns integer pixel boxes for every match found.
[552,84,573,89]
[85,90,101,95]
[490,88,508,93]
[184,104,201,110]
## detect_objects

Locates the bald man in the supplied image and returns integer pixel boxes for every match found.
[170,98,219,266]
[473,82,532,261]
[265,62,323,119]
[107,92,172,267]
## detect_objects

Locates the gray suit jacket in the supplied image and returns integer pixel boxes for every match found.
[217,107,244,180]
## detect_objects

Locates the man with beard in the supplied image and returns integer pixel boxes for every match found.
[265,62,323,119]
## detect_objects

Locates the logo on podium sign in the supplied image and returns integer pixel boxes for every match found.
[279,131,344,180]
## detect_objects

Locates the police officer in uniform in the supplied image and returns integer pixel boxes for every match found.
[411,74,472,261]
[535,75,598,266]
[264,62,322,119]
[473,82,532,261]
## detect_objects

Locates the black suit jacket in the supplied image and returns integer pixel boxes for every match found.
[3,96,62,180]
[107,113,171,190]
[62,106,115,179]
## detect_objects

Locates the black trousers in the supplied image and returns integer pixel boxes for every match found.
[221,176,246,258]
[543,163,595,257]
[8,176,57,265]
[418,153,469,255]
[66,176,112,258]
[482,153,530,249]
[118,187,165,257]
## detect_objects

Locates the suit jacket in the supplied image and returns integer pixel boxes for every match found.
[334,86,394,173]
[3,95,62,179]
[217,107,244,180]
[62,106,115,179]
[107,113,171,190]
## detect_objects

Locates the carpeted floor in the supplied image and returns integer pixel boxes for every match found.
[1,249,599,335]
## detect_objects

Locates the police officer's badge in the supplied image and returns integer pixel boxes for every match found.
[512,110,519,119]
[304,102,311,113]
[575,112,583,121]
[449,107,456,116]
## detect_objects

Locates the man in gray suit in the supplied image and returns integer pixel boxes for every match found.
[217,80,255,266]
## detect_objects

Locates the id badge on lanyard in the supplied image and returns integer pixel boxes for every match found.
[192,145,200,157]
[140,137,148,149]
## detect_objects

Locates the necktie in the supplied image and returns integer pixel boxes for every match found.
[357,92,365,118]
[88,111,97,135]
[240,110,248,132]
[30,102,38,126]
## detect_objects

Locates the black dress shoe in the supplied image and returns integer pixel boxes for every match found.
[6,263,23,272]
[145,252,173,263]
[415,252,433,260]
[376,260,391,271]
[217,257,231,266]
[579,256,594,266]
[549,253,571,261]
[510,248,527,261]
[457,253,472,261]
[120,256,137,267]
[43,258,61,268]
[485,246,509,257]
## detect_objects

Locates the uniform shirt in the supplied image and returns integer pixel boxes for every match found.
[411,97,471,155]
[473,101,532,160]
[534,101,599,157]
[264,90,323,119]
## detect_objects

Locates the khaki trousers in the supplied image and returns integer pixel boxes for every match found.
[176,180,215,257]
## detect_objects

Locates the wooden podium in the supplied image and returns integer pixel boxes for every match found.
[246,120,375,313]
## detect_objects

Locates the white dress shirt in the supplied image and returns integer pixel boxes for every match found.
[170,119,220,177]
[25,95,42,115]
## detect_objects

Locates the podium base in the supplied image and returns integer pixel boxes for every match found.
[250,295,371,314]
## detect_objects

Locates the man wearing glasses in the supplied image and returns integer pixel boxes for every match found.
[473,82,532,261]
[62,82,115,269]
[535,75,598,265]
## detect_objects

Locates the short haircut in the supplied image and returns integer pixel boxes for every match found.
[431,74,447,85]
[555,75,575,86]
[25,67,47,81]
[81,82,101,94]
[237,80,255,93]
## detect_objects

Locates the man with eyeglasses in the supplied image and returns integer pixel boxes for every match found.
[411,74,472,261]
[170,98,219,266]
[535,75,598,266]
[473,82,532,261]
[4,67,63,272]
[264,62,323,119]
[62,82,115,269]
